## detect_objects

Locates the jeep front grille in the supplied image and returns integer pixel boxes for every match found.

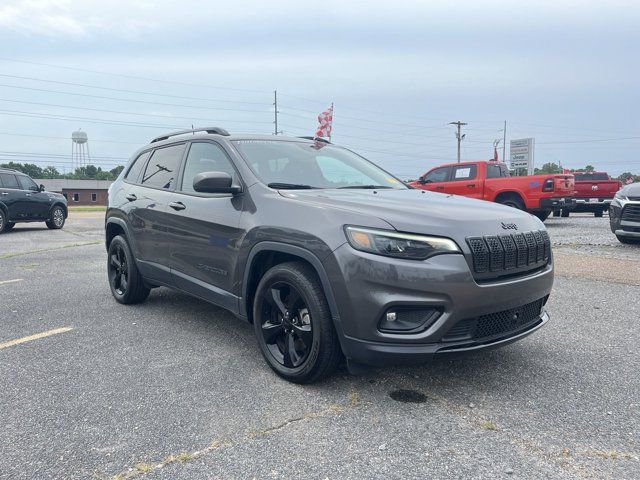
[466,230,551,281]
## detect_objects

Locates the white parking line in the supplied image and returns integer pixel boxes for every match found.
[0,279,23,286]
[0,327,74,350]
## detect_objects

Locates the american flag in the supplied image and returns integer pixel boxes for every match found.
[315,104,333,138]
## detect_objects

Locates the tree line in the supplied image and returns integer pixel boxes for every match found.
[533,162,638,183]
[0,162,125,180]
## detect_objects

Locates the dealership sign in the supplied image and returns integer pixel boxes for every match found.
[510,138,535,174]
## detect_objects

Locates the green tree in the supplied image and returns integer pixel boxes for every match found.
[584,165,595,172]
[41,166,60,179]
[534,162,562,174]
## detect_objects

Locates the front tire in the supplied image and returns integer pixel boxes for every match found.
[253,262,342,383]
[4,222,15,232]
[0,209,6,234]
[46,206,66,229]
[107,235,150,304]
[561,209,570,217]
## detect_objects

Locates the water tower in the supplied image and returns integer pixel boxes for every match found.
[71,130,91,169]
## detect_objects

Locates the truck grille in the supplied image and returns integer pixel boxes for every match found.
[621,204,640,223]
[442,298,545,343]
[466,230,551,281]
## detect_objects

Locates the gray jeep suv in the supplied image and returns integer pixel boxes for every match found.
[105,128,554,383]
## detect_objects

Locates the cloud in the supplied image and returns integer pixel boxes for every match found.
[0,0,157,38]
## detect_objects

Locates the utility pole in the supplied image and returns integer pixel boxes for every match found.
[449,121,467,163]
[273,90,279,135]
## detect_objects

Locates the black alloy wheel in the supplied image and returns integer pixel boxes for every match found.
[253,262,342,383]
[109,242,129,296]
[260,281,313,368]
[107,235,150,304]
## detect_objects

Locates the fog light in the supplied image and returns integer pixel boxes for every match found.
[379,307,442,334]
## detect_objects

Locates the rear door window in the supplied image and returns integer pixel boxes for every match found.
[0,173,19,189]
[141,144,186,190]
[451,165,477,181]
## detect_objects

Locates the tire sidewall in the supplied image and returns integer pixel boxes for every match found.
[0,209,5,234]
[253,265,325,381]
[108,235,134,303]
[50,206,65,229]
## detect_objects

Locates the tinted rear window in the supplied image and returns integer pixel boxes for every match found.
[125,151,151,183]
[574,173,609,181]
[0,173,19,189]
[141,144,186,190]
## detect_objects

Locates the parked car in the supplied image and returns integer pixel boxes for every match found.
[609,182,640,244]
[557,171,621,217]
[408,161,575,221]
[106,128,554,383]
[0,168,68,234]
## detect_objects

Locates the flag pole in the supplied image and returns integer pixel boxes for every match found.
[329,102,333,142]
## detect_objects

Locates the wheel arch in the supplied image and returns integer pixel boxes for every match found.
[494,190,526,207]
[105,217,131,250]
[48,202,68,219]
[241,242,341,328]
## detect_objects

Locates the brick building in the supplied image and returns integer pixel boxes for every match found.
[35,179,113,206]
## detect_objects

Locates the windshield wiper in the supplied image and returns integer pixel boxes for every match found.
[267,182,317,190]
[337,185,395,189]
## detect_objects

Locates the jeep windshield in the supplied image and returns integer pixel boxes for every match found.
[232,140,407,190]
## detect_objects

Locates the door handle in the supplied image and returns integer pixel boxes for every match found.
[466,184,476,187]
[169,201,186,211]
[25,193,32,197]
[125,193,137,202]
[1,192,8,196]
[436,186,445,190]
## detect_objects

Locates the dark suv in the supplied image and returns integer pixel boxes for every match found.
[106,128,554,383]
[0,168,67,234]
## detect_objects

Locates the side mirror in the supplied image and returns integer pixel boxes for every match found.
[193,171,240,194]
[39,184,46,192]
[419,176,427,184]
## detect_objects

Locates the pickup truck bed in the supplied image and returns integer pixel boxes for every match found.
[559,172,621,217]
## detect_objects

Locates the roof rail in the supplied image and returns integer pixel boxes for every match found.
[0,167,19,173]
[298,136,331,144]
[151,127,230,143]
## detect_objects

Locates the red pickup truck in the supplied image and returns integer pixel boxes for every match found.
[558,171,621,217]
[409,160,576,221]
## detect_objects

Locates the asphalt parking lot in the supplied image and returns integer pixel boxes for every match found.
[1,212,639,480]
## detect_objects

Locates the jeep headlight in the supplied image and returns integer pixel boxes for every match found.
[345,226,460,260]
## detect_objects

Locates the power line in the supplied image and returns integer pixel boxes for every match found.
[0,74,272,106]
[0,57,271,95]
[0,83,271,113]
[0,98,273,125]
[0,131,139,145]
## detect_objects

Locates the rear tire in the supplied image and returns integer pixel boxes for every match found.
[534,210,551,222]
[553,210,561,217]
[616,235,640,245]
[498,196,525,210]
[0,209,6,234]
[594,210,604,218]
[3,222,15,232]
[46,206,66,229]
[253,261,342,383]
[561,209,570,217]
[107,235,150,304]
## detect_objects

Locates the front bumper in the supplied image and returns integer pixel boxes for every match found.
[540,197,576,210]
[609,198,640,235]
[325,244,554,366]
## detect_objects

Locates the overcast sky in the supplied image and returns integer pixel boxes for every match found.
[0,0,638,177]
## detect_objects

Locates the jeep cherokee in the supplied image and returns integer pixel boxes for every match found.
[105,128,554,383]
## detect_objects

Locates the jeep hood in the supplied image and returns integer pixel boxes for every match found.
[279,189,544,242]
